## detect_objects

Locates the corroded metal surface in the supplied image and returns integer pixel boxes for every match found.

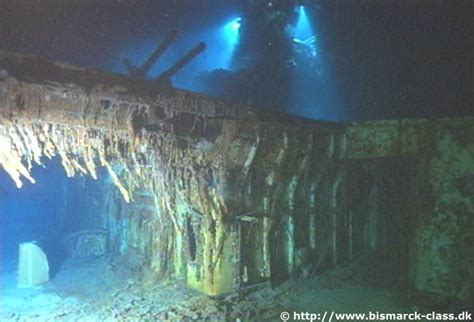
[0,50,342,296]
[1,50,473,300]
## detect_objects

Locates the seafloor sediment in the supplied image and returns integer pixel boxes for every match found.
[2,256,465,321]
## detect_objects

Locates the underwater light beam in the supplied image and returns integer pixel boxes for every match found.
[218,17,241,69]
[223,17,241,46]
[294,6,313,41]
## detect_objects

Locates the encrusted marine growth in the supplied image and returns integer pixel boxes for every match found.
[2,51,473,301]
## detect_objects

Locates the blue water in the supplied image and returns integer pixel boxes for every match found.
[0,158,105,278]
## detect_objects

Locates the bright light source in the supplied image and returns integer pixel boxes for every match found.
[230,18,241,31]
[294,6,312,41]
[217,17,241,69]
[224,17,241,46]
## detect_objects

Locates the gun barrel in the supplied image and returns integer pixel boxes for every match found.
[157,42,206,81]
[135,30,179,78]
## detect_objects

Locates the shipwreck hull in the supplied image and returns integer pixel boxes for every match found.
[1,51,473,300]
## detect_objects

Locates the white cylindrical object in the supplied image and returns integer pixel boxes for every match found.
[17,242,50,288]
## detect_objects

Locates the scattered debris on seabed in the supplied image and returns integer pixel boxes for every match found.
[1,258,424,321]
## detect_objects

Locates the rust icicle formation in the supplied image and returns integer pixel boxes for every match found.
[0,118,154,203]
[1,50,474,301]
